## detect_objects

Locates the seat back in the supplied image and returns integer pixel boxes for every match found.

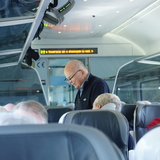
[121,104,136,130]
[60,110,129,160]
[47,106,73,123]
[0,123,124,160]
[134,104,160,143]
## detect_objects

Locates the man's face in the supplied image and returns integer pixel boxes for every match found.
[64,69,83,89]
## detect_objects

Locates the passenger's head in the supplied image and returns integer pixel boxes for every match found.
[134,126,160,160]
[13,100,48,124]
[3,103,15,111]
[64,60,88,89]
[0,112,36,126]
[93,93,122,112]
[0,107,7,112]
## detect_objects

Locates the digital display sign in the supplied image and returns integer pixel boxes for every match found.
[40,48,98,55]
[59,2,71,13]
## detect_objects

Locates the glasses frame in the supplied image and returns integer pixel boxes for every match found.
[64,70,81,83]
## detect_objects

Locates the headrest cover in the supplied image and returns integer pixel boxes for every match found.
[101,103,116,110]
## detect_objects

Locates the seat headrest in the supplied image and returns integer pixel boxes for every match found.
[0,123,124,160]
[47,107,73,123]
[101,103,116,110]
[136,105,160,128]
[121,104,136,122]
[60,110,129,148]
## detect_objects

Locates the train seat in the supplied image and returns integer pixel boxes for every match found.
[121,104,136,130]
[59,109,129,160]
[0,123,125,160]
[47,106,73,123]
[134,104,160,143]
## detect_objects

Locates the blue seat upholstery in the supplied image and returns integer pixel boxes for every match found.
[47,106,73,123]
[0,123,124,160]
[121,104,136,130]
[134,104,160,143]
[60,110,129,160]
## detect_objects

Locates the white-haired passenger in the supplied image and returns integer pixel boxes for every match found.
[3,103,15,111]
[13,100,48,124]
[92,93,134,150]
[92,93,122,112]
[0,112,36,126]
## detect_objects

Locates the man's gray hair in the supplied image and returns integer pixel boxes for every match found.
[94,93,122,111]
[13,100,48,124]
[0,112,36,125]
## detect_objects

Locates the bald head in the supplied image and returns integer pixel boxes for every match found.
[64,60,89,89]
[64,60,87,73]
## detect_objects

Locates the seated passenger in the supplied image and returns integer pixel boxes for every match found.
[92,93,122,111]
[92,93,134,150]
[3,103,15,111]
[0,112,36,125]
[0,107,7,112]
[13,100,48,124]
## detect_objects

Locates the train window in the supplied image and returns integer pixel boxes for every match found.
[0,0,40,19]
[0,0,50,107]
[141,79,160,102]
[0,23,31,52]
[117,84,134,104]
[114,53,160,104]
[0,63,47,106]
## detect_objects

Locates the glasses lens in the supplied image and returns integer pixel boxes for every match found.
[64,70,80,82]
[64,78,69,82]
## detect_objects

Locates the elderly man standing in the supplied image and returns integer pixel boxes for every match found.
[64,60,110,110]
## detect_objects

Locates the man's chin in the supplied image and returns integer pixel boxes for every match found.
[74,85,80,89]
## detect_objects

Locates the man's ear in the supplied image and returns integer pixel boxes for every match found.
[97,104,102,109]
[80,69,84,75]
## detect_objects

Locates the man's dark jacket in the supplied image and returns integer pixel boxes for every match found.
[75,74,110,110]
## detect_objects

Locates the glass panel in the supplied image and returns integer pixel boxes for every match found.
[114,54,160,104]
[0,52,20,64]
[147,56,160,62]
[141,79,160,102]
[0,23,31,51]
[0,0,41,19]
[0,63,47,106]
[117,84,134,104]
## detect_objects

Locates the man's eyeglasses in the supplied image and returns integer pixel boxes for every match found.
[64,70,81,83]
